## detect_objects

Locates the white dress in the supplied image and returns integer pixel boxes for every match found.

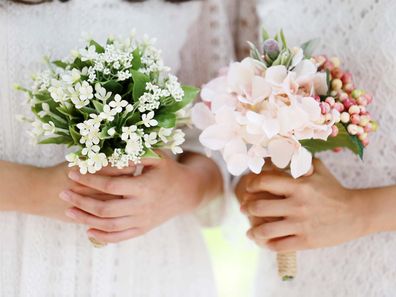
[254,0,396,296]
[0,0,237,296]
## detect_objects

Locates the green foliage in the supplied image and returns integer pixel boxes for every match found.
[156,113,176,128]
[300,123,364,159]
[132,48,142,70]
[39,136,72,145]
[131,70,150,101]
[300,38,320,59]
[103,80,123,94]
[162,86,199,113]
[69,125,81,145]
[89,40,105,53]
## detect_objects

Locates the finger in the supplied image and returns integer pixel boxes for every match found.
[97,164,137,176]
[60,190,143,218]
[87,227,145,244]
[68,171,140,195]
[247,220,299,242]
[247,172,296,196]
[65,207,142,232]
[140,157,163,167]
[266,235,306,252]
[243,198,294,217]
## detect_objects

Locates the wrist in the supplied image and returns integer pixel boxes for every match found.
[351,187,396,235]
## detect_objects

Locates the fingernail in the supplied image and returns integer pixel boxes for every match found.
[247,230,254,240]
[68,171,80,181]
[240,205,247,214]
[59,191,71,202]
[65,209,77,219]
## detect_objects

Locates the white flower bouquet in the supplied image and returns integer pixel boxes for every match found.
[192,29,377,280]
[17,34,199,174]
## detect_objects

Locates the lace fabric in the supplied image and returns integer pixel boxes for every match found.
[254,1,396,296]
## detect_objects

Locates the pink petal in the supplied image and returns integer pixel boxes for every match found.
[301,97,321,121]
[290,147,312,178]
[227,61,254,94]
[199,124,234,150]
[251,76,272,103]
[268,137,298,169]
[201,76,228,102]
[191,103,215,130]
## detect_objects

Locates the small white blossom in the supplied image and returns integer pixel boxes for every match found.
[48,79,67,103]
[107,127,116,136]
[165,74,184,101]
[141,111,158,127]
[121,125,138,141]
[42,121,56,136]
[144,132,158,148]
[94,83,112,102]
[62,68,81,85]
[65,153,80,167]
[158,127,173,143]
[170,129,185,154]
[99,105,117,121]
[38,103,50,118]
[109,94,128,113]
[82,144,100,156]
[80,45,98,61]
[117,70,131,81]
[86,151,108,173]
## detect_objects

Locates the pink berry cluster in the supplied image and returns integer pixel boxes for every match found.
[314,55,378,147]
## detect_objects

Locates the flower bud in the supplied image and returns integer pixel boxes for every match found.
[350,114,360,125]
[347,124,359,135]
[331,79,343,91]
[362,138,369,147]
[371,120,379,132]
[320,102,331,114]
[364,93,373,104]
[341,72,353,84]
[334,102,345,112]
[339,92,349,101]
[331,125,339,137]
[343,99,354,110]
[325,97,335,107]
[359,115,370,127]
[331,68,343,79]
[263,39,280,60]
[348,105,360,115]
[330,57,341,68]
[344,83,354,93]
[333,147,343,153]
[351,89,363,99]
[358,132,368,141]
[340,112,350,123]
[357,96,368,106]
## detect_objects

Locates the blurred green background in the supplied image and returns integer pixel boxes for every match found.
[203,228,259,297]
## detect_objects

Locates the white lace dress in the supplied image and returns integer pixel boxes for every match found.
[0,0,237,296]
[254,0,396,296]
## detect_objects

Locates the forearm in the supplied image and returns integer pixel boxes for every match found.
[179,152,224,209]
[353,186,396,234]
[0,160,42,212]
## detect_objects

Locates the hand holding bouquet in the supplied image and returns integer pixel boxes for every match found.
[192,29,377,279]
[18,33,198,174]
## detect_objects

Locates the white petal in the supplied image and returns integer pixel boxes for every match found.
[223,137,247,161]
[251,76,272,103]
[191,103,215,130]
[265,65,287,85]
[278,105,309,134]
[226,153,249,176]
[291,48,304,68]
[290,147,312,178]
[313,72,329,95]
[199,124,234,150]
[294,59,317,79]
[301,97,321,121]
[247,146,267,174]
[201,76,228,102]
[227,61,254,94]
[268,137,298,169]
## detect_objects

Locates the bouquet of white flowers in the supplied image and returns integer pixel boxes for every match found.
[17,33,199,174]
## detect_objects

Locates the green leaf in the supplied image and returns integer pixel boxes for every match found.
[103,80,123,94]
[156,113,176,128]
[279,29,288,49]
[131,70,150,101]
[34,91,51,102]
[52,60,68,69]
[69,125,81,145]
[71,57,91,70]
[261,28,270,41]
[132,48,142,70]
[142,149,160,159]
[92,100,104,113]
[247,41,265,64]
[39,136,71,145]
[162,85,200,113]
[301,38,320,58]
[300,124,364,159]
[89,40,105,53]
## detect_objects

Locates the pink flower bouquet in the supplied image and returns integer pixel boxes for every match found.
[192,29,377,279]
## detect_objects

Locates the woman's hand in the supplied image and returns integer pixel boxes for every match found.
[0,160,119,222]
[238,159,374,252]
[61,152,223,243]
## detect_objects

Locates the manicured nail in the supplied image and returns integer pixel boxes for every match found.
[65,209,77,219]
[240,205,247,214]
[59,191,71,202]
[247,230,254,240]
[68,171,80,181]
